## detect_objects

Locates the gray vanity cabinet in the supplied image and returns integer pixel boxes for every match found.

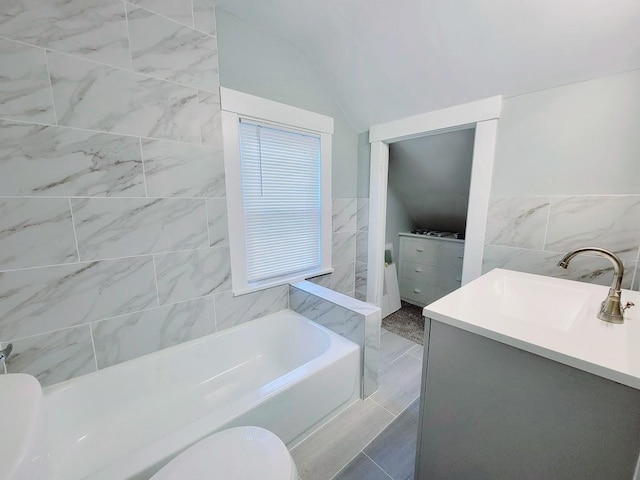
[415,320,640,480]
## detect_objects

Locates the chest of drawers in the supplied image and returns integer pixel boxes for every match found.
[398,233,464,307]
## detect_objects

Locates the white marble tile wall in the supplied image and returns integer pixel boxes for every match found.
[290,281,381,396]
[355,198,369,300]
[484,195,640,290]
[330,198,357,296]
[0,1,289,387]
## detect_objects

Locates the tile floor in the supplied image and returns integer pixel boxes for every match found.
[291,329,424,480]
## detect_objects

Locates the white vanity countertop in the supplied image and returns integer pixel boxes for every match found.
[423,268,640,389]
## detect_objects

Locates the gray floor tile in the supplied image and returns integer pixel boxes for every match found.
[333,452,392,480]
[370,354,422,415]
[380,329,417,367]
[291,399,394,480]
[365,399,420,480]
[406,344,424,361]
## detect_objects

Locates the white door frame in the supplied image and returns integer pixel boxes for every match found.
[366,96,503,307]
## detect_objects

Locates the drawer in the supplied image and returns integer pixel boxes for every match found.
[401,261,441,284]
[400,238,438,264]
[400,281,446,306]
[438,244,464,269]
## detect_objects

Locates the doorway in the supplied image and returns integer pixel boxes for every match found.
[366,96,503,309]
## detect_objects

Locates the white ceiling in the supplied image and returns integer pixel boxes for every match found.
[215,0,640,132]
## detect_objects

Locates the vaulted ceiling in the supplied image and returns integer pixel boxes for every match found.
[215,0,640,132]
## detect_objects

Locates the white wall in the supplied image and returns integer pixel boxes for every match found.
[492,69,640,196]
[386,185,416,265]
[216,9,359,198]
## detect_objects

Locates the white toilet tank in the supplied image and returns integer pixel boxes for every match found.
[0,374,53,480]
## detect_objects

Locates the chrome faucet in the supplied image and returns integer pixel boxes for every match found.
[557,247,634,324]
[0,343,12,364]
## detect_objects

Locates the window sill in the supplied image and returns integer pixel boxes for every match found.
[232,267,335,297]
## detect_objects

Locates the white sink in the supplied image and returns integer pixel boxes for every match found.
[0,374,52,480]
[423,268,640,389]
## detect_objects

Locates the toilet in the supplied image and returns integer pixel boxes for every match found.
[151,426,299,480]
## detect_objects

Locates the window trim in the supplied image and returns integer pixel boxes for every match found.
[221,88,334,296]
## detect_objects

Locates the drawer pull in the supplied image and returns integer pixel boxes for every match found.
[413,288,421,294]
[415,267,422,273]
[456,278,462,282]
[416,248,424,252]
[457,255,464,259]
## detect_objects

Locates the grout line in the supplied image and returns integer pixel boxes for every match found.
[4,291,221,344]
[367,396,398,418]
[138,138,149,197]
[0,194,224,200]
[88,323,100,372]
[43,50,59,126]
[190,0,196,28]
[362,452,395,480]
[68,198,82,261]
[0,244,226,274]
[0,34,214,94]
[541,196,552,250]
[0,114,220,148]
[122,1,215,38]
[151,255,161,307]
[204,194,212,247]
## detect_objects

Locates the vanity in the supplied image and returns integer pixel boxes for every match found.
[415,268,640,480]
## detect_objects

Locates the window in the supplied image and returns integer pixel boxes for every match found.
[221,88,333,295]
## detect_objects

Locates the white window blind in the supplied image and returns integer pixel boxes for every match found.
[239,119,322,283]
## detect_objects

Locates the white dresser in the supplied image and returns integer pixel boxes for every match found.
[398,232,464,307]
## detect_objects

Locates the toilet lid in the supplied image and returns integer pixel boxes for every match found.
[151,426,296,480]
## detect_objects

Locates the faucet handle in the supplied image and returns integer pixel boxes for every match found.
[622,302,635,313]
[0,343,12,363]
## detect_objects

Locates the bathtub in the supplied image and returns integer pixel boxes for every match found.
[43,310,361,480]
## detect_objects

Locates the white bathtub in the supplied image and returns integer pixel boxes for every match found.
[43,310,361,480]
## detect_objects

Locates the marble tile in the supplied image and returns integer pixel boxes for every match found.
[0,257,157,341]
[127,6,219,91]
[633,264,639,292]
[290,399,394,480]
[333,232,357,265]
[214,285,288,332]
[482,245,636,289]
[545,196,640,261]
[485,196,550,249]
[92,296,214,368]
[364,399,420,480]
[333,198,357,233]
[5,326,96,387]
[364,311,382,397]
[71,197,208,261]
[0,0,130,68]
[334,453,391,480]
[0,38,55,124]
[356,231,369,263]
[332,262,356,296]
[206,198,229,247]
[142,139,225,197]
[355,291,367,301]
[0,121,145,197]
[127,0,194,27]
[192,0,216,35]
[48,52,200,143]
[370,354,422,415]
[289,286,363,345]
[357,198,370,232]
[198,89,222,147]
[308,273,332,288]
[155,247,231,305]
[380,330,417,368]
[0,198,77,270]
[355,261,368,294]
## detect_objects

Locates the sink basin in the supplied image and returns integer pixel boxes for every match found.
[486,271,594,331]
[0,374,52,480]
[423,268,640,389]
